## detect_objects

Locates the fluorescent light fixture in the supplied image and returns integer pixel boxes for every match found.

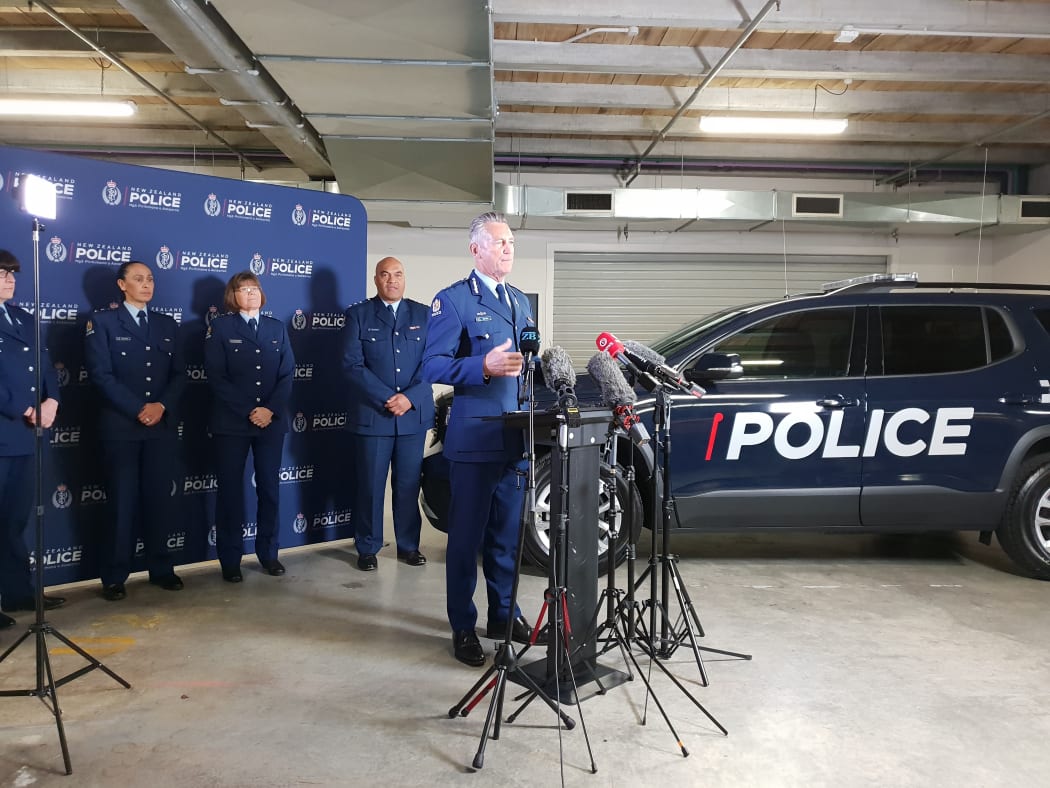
[700,116,848,135]
[0,98,136,118]
[834,26,860,44]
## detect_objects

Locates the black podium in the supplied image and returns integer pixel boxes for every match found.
[499,406,616,694]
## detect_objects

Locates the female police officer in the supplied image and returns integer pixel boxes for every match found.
[204,272,294,582]
[84,260,186,601]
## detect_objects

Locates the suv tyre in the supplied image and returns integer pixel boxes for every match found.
[997,456,1050,580]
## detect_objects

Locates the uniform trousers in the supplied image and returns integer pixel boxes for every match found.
[352,431,427,556]
[445,457,527,632]
[99,438,177,586]
[0,455,35,605]
[213,430,284,569]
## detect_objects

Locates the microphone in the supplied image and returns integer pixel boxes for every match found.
[621,340,705,399]
[540,346,580,425]
[518,326,540,406]
[595,331,658,391]
[586,352,650,445]
[519,325,540,368]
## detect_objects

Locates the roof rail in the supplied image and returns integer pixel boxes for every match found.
[821,272,918,293]
[916,282,1050,292]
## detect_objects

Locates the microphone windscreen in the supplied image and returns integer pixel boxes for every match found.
[519,326,540,355]
[586,351,636,407]
[622,339,666,365]
[540,346,576,392]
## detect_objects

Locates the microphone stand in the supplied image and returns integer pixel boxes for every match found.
[0,216,130,775]
[448,358,581,774]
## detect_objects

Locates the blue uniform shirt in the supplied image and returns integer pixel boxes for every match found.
[0,302,59,456]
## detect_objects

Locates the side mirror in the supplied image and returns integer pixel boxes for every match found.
[687,352,743,382]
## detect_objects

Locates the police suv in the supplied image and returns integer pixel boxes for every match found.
[422,274,1050,580]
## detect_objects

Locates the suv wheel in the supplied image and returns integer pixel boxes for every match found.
[521,453,643,574]
[997,456,1050,580]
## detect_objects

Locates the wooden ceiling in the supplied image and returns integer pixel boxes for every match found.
[0,0,1048,186]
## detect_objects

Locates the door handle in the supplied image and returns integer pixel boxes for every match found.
[816,396,859,408]
[998,394,1041,406]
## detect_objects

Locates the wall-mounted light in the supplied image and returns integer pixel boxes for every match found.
[0,99,136,118]
[699,116,848,136]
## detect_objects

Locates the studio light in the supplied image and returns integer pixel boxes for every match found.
[699,116,849,136]
[0,99,136,118]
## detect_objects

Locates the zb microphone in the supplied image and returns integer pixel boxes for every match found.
[586,351,650,445]
[519,325,540,368]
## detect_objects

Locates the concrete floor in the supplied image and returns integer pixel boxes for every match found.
[1,526,1048,788]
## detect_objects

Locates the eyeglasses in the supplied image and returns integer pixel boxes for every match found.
[0,270,15,282]
[237,286,260,295]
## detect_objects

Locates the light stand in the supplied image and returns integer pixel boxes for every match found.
[0,177,130,776]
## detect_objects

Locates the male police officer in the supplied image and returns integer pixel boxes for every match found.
[0,250,63,626]
[422,212,536,667]
[84,261,186,600]
[343,257,434,571]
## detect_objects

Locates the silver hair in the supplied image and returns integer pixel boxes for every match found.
[469,211,508,245]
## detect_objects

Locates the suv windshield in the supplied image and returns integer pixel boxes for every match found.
[649,304,758,358]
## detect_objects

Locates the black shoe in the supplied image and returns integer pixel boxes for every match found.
[356,554,378,571]
[1,594,67,613]
[486,615,538,645]
[452,630,486,667]
[102,583,127,601]
[261,559,286,576]
[150,574,184,591]
[397,549,427,566]
[222,569,243,583]
[0,612,15,628]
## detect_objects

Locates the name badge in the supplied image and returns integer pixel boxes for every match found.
[229,339,243,344]
[115,336,132,342]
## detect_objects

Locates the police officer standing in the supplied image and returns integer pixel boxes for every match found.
[343,257,433,571]
[0,250,64,627]
[204,272,294,582]
[84,261,186,601]
[422,212,537,667]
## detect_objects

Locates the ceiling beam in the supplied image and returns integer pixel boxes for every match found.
[496,83,1050,116]
[0,29,172,58]
[491,0,1050,35]
[493,42,1050,84]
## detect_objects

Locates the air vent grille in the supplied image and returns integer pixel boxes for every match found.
[793,194,843,218]
[1019,198,1050,221]
[565,192,613,212]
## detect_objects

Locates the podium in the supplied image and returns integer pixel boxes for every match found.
[497,406,617,695]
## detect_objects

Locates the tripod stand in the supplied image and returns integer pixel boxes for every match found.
[633,384,751,687]
[0,207,130,775]
[448,363,590,774]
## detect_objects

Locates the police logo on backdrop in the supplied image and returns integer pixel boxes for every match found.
[46,236,67,262]
[249,252,266,276]
[291,309,307,331]
[292,412,308,433]
[310,312,344,330]
[72,242,132,266]
[128,186,182,212]
[279,464,314,484]
[294,363,314,381]
[203,192,222,217]
[19,301,78,323]
[293,512,308,534]
[178,249,228,273]
[156,245,175,270]
[101,179,122,206]
[51,484,73,509]
[268,256,313,278]
[208,526,217,547]
[49,425,80,447]
[55,363,71,388]
[310,208,353,231]
[152,305,183,324]
[291,204,307,226]
[37,545,83,570]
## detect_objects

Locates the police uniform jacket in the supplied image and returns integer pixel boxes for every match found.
[421,271,535,463]
[204,313,295,436]
[83,306,185,440]
[343,296,434,437]
[0,302,59,456]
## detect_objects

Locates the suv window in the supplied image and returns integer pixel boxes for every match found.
[709,307,855,379]
[878,305,1012,375]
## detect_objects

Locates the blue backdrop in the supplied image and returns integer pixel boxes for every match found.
[0,147,367,585]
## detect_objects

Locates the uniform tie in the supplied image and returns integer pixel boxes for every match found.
[248,317,258,334]
[137,310,147,330]
[0,305,11,325]
[387,304,395,319]
[496,283,508,309]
